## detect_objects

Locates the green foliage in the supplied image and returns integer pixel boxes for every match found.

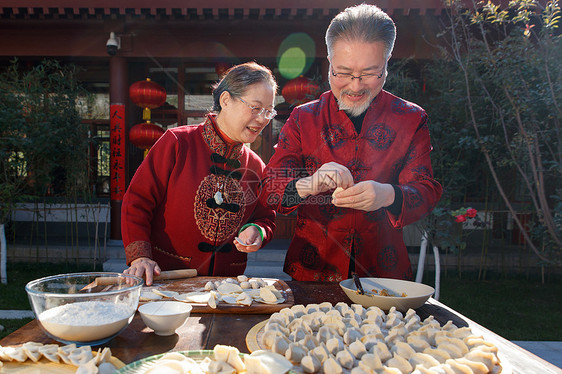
[423,0,562,264]
[0,59,93,223]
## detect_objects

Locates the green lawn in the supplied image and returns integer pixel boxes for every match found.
[1,262,561,341]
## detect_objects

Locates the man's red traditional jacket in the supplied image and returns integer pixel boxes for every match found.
[262,90,442,282]
[122,115,275,276]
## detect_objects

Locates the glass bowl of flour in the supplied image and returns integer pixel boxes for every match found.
[25,272,143,346]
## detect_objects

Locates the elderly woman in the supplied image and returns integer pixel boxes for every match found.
[122,62,277,285]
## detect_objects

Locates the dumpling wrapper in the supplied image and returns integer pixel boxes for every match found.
[217,283,243,295]
[153,289,180,298]
[140,291,163,301]
[176,291,212,303]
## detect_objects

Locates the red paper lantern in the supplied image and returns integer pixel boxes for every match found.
[129,78,166,120]
[129,121,165,157]
[281,76,320,106]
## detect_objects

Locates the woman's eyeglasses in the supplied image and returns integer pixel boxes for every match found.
[238,97,277,120]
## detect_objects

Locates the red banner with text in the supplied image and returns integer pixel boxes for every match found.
[110,104,126,200]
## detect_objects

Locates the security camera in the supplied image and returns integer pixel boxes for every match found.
[106,32,121,56]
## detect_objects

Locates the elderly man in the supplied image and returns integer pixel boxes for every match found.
[263,4,442,282]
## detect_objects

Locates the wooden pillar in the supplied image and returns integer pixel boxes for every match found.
[109,56,128,240]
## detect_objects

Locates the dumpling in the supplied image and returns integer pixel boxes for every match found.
[270,335,290,356]
[323,356,344,374]
[370,341,392,362]
[301,354,322,374]
[379,366,404,374]
[289,327,309,342]
[444,358,473,374]
[75,358,98,374]
[359,352,383,370]
[350,366,372,374]
[348,339,367,359]
[326,336,345,356]
[301,334,320,352]
[407,335,431,352]
[317,325,339,344]
[437,342,464,359]
[285,342,307,364]
[343,327,364,345]
[263,329,286,349]
[334,302,351,315]
[435,336,468,356]
[451,357,489,374]
[305,304,320,314]
[384,326,405,345]
[265,321,290,336]
[390,341,416,360]
[360,323,383,338]
[423,347,452,364]
[350,304,366,318]
[408,352,441,369]
[22,342,43,362]
[290,304,307,319]
[335,347,356,369]
[450,327,473,340]
[310,344,331,364]
[385,352,413,374]
[245,350,293,374]
[207,359,236,374]
[361,335,383,351]
[385,313,402,329]
[3,346,27,362]
[318,302,333,312]
[38,344,60,363]
[98,362,118,374]
[465,348,498,370]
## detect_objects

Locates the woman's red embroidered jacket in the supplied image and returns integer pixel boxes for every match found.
[122,115,275,276]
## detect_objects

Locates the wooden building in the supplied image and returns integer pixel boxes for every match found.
[0,0,457,240]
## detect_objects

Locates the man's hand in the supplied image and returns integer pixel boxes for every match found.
[124,257,161,286]
[332,180,395,212]
[296,162,354,198]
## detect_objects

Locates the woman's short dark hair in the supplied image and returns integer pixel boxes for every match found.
[212,62,277,112]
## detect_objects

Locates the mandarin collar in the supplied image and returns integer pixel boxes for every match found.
[202,114,244,160]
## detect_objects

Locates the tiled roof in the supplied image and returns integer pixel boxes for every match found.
[0,0,485,20]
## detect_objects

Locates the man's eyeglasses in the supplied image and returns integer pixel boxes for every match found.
[330,64,386,82]
[238,97,277,120]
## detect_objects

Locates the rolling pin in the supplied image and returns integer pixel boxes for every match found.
[81,269,197,290]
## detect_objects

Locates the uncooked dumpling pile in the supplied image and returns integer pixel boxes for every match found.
[261,302,502,374]
[0,342,117,373]
[141,275,285,308]
[142,344,293,374]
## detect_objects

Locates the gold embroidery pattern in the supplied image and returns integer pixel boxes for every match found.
[153,246,192,262]
[202,116,243,159]
[194,174,246,242]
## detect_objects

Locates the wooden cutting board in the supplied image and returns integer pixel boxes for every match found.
[140,276,294,314]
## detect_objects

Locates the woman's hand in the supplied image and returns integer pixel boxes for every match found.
[124,257,161,286]
[233,225,263,253]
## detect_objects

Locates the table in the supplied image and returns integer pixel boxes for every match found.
[1,281,560,374]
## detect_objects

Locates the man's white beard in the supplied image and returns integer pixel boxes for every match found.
[336,89,375,117]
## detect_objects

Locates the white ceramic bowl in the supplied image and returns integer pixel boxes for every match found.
[25,272,143,346]
[339,277,434,312]
[138,301,192,336]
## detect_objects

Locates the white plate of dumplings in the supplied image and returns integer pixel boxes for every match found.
[249,302,506,374]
